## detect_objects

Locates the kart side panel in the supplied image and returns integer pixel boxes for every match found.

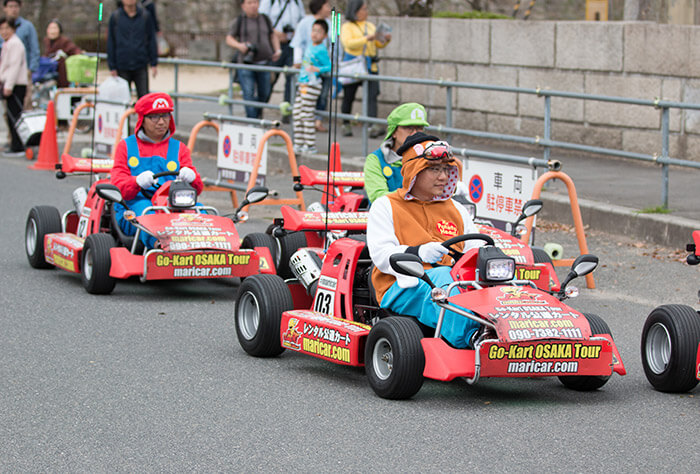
[280,309,370,366]
[280,206,368,232]
[480,340,614,377]
[312,238,366,320]
[44,233,83,273]
[422,338,476,381]
[144,250,259,280]
[696,343,700,381]
[254,246,275,274]
[450,285,593,342]
[109,247,144,279]
[137,213,241,252]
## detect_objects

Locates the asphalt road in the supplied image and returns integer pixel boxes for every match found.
[2,154,699,472]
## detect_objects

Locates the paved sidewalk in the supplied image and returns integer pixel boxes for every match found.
[11,63,700,249]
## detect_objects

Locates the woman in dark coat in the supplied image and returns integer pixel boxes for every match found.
[42,19,81,88]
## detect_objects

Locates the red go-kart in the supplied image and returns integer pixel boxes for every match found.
[234,207,624,399]
[641,230,700,393]
[25,156,273,294]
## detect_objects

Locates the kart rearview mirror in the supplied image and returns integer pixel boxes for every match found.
[559,254,599,297]
[245,186,269,205]
[511,199,543,237]
[95,183,124,204]
[389,254,437,289]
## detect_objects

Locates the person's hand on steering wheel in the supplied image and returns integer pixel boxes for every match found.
[136,170,156,189]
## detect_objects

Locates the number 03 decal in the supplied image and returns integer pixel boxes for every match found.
[313,289,335,316]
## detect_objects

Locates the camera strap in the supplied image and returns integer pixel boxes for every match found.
[272,0,292,29]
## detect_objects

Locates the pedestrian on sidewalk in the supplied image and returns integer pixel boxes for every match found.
[0,15,27,154]
[107,0,158,98]
[259,0,305,113]
[292,19,330,155]
[363,103,429,203]
[340,0,391,138]
[0,0,37,110]
[226,0,281,119]
[42,19,82,88]
[290,0,332,132]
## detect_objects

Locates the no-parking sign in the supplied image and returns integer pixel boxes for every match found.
[461,158,538,231]
[216,123,268,185]
[94,103,128,155]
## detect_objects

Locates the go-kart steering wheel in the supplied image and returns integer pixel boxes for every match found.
[441,233,495,261]
[140,171,179,199]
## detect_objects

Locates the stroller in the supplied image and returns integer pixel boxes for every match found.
[31,55,61,109]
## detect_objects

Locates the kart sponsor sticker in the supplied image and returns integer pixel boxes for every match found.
[280,310,370,366]
[45,234,83,272]
[299,167,365,186]
[480,340,612,377]
[139,213,241,252]
[144,251,258,280]
[476,225,532,265]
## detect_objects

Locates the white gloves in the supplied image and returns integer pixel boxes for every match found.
[418,242,449,264]
[454,181,468,197]
[136,170,155,189]
[178,167,196,183]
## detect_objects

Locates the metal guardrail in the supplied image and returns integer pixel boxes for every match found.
[92,53,700,207]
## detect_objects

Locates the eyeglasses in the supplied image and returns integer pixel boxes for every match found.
[146,113,170,122]
[419,141,452,161]
[398,125,424,133]
[425,165,451,176]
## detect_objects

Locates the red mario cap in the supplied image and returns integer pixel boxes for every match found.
[134,92,176,135]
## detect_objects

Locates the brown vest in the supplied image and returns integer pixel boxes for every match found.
[372,193,465,303]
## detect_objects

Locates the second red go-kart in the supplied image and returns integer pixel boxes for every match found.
[640,230,700,393]
[25,157,274,294]
[234,219,625,399]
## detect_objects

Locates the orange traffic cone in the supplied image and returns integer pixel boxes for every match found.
[29,100,58,170]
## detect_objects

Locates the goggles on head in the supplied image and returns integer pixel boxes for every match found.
[407,141,453,162]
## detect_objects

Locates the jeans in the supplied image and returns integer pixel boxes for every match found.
[238,68,272,119]
[315,76,330,119]
[269,42,294,103]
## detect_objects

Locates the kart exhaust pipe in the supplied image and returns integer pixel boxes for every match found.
[290,248,324,293]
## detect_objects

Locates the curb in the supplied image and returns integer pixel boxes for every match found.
[177,132,700,250]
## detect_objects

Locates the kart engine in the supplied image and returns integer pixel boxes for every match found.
[290,248,324,293]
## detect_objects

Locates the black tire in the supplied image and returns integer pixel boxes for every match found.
[558,313,612,391]
[277,231,308,279]
[532,247,554,265]
[81,234,117,295]
[235,274,293,357]
[365,316,425,399]
[241,232,278,273]
[641,304,700,393]
[25,206,62,269]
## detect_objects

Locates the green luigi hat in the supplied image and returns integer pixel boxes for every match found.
[384,102,430,141]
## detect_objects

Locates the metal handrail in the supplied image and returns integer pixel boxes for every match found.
[91,53,700,207]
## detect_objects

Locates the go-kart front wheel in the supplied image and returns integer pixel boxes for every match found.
[235,274,292,357]
[81,234,117,295]
[25,205,62,269]
[641,304,700,393]
[558,313,612,391]
[365,316,425,400]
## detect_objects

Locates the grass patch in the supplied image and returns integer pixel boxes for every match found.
[637,206,672,214]
[433,11,512,20]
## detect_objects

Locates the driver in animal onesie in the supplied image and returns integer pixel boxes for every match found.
[111,92,203,248]
[367,132,483,348]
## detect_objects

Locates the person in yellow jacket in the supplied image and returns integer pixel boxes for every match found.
[367,132,484,349]
[340,0,390,138]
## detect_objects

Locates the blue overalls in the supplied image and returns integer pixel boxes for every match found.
[114,136,182,249]
[369,146,403,203]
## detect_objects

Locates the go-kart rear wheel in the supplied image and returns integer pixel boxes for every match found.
[641,304,700,393]
[277,231,308,279]
[558,313,612,391]
[235,274,293,357]
[241,232,278,273]
[365,316,425,399]
[25,205,62,269]
[81,234,117,295]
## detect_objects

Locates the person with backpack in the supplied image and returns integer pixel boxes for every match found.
[107,0,158,98]
[226,0,281,119]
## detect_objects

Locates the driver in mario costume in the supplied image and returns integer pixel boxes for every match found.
[367,132,483,349]
[111,92,204,248]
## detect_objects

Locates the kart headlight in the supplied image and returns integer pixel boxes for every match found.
[169,180,197,209]
[477,247,515,282]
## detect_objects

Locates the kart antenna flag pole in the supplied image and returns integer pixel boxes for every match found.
[323,8,341,249]
[89,2,105,187]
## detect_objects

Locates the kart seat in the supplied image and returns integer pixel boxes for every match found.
[110,203,144,254]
